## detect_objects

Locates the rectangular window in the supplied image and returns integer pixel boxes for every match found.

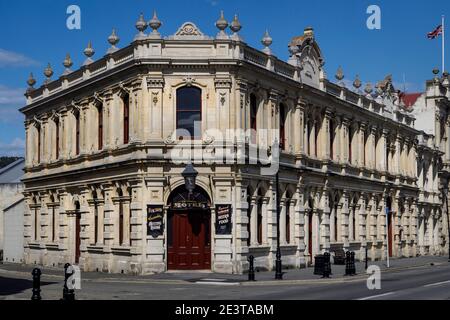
[98,105,103,150]
[55,120,59,159]
[123,95,129,144]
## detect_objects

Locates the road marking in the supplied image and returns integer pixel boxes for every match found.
[423,280,450,287]
[195,281,240,286]
[357,292,395,300]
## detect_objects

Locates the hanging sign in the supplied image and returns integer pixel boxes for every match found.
[147,205,164,238]
[215,204,232,235]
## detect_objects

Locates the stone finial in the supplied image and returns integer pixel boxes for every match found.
[44,63,53,84]
[364,82,373,96]
[230,14,241,33]
[335,66,344,82]
[27,72,36,91]
[83,41,95,66]
[215,10,229,39]
[230,14,242,41]
[135,13,148,40]
[62,53,73,75]
[261,30,273,55]
[148,10,162,38]
[353,75,362,90]
[107,29,120,54]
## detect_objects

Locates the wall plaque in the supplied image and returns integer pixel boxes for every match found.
[147,205,164,238]
[215,204,232,235]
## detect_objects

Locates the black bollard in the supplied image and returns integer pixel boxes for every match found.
[248,255,255,281]
[31,268,42,300]
[322,252,331,278]
[344,251,351,276]
[350,252,357,275]
[365,246,369,271]
[62,263,75,301]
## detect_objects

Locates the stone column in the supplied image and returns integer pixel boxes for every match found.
[295,185,306,267]
[25,120,32,167]
[342,117,350,163]
[295,99,306,155]
[250,197,258,245]
[324,110,332,159]
[103,90,114,149]
[41,116,50,164]
[321,191,330,251]
[341,191,349,249]
[335,116,342,162]
[147,76,165,140]
[60,108,69,160]
[280,199,287,244]
[359,122,366,167]
[129,178,145,274]
[122,200,131,246]
[381,129,389,172]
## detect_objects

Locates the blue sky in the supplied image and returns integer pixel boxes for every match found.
[0,0,449,156]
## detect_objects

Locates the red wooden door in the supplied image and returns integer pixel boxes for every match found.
[168,210,211,270]
[75,213,81,264]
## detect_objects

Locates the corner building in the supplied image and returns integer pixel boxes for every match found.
[20,14,448,274]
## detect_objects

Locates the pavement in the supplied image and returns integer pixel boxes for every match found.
[0,255,449,300]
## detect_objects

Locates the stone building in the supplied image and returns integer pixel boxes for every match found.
[19,12,448,274]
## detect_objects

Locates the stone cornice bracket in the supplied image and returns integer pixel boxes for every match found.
[33,115,43,126]
[70,99,81,113]
[214,77,232,90]
[235,78,248,91]
[146,76,165,89]
[92,92,104,106]
[50,109,60,122]
[118,82,132,96]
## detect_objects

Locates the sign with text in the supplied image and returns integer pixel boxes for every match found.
[215,204,232,235]
[147,205,164,238]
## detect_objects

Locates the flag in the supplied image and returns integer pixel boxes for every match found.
[428,25,443,39]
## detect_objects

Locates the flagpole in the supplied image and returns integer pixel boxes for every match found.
[443,15,445,74]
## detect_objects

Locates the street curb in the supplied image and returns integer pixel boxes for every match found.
[0,261,443,287]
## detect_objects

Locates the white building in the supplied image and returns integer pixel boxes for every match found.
[18,13,448,274]
[0,158,25,263]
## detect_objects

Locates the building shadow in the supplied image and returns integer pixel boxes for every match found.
[0,276,57,296]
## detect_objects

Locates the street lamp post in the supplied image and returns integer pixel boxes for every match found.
[275,170,283,280]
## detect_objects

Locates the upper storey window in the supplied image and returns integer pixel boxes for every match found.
[176,87,201,138]
[279,103,286,150]
[250,94,257,143]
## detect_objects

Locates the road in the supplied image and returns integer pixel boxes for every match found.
[1,262,450,300]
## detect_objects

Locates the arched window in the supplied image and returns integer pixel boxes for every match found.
[98,104,103,150]
[123,94,129,144]
[75,111,80,156]
[176,87,201,138]
[118,189,124,245]
[55,118,59,160]
[285,192,291,244]
[257,189,263,245]
[250,94,257,143]
[246,187,252,246]
[50,195,56,242]
[279,104,286,150]
[314,120,319,157]
[93,191,98,244]
[334,195,339,242]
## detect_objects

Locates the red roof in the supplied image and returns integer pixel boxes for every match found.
[400,93,422,109]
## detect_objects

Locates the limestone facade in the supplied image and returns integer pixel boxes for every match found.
[20,14,448,274]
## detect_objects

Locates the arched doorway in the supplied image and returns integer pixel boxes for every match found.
[167,186,211,270]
